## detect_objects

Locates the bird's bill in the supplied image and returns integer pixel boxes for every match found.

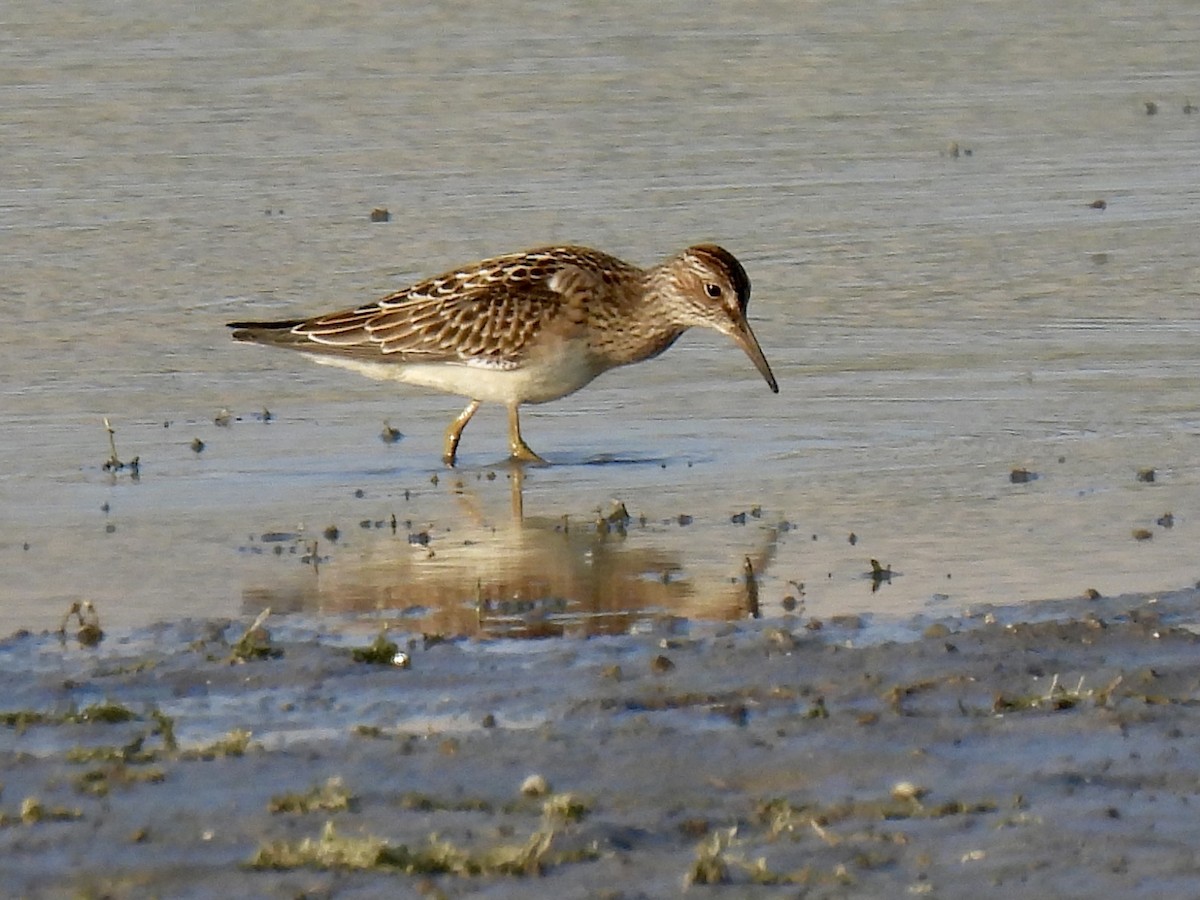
[730,318,779,393]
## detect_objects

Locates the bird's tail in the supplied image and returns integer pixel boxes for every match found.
[227,319,307,348]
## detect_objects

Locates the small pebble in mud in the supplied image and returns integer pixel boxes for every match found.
[380,421,402,444]
[677,514,692,527]
[781,595,798,612]
[1085,588,1102,600]
[481,713,496,729]
[369,207,390,222]
[1089,199,1107,210]
[923,623,951,639]
[1137,468,1155,483]
[354,488,365,498]
[322,525,339,542]
[1144,100,1158,115]
[606,501,631,526]
[600,664,622,681]
[1132,529,1153,542]
[1185,101,1197,114]
[1009,468,1036,483]
[848,532,857,545]
[214,409,232,427]
[1157,512,1174,528]
[831,614,864,630]
[650,654,675,674]
[730,511,746,525]
[764,627,798,651]
[891,781,929,802]
[190,438,204,454]
[520,774,549,797]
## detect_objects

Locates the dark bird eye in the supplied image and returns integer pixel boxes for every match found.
[704,283,722,299]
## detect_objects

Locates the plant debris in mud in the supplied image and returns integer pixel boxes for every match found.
[100,418,139,477]
[72,763,167,796]
[351,630,408,666]
[380,420,402,443]
[0,797,84,828]
[685,789,1002,887]
[270,777,358,814]
[0,701,138,731]
[685,826,856,888]
[249,820,586,877]
[230,609,282,662]
[180,728,257,760]
[58,600,104,647]
[868,559,892,591]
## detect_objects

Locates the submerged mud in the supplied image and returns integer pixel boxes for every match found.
[2,587,1200,898]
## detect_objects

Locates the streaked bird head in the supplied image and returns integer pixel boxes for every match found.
[656,244,779,393]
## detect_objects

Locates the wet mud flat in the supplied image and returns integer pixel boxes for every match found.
[3,589,1200,899]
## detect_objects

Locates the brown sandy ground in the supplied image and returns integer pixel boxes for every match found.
[2,587,1200,898]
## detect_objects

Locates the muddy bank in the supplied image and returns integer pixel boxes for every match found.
[2,587,1200,898]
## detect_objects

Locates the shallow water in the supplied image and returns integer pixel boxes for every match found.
[3,0,1199,634]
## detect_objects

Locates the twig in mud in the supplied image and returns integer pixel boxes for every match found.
[101,418,140,476]
[104,418,119,468]
[230,608,282,662]
[742,557,760,619]
[58,600,104,647]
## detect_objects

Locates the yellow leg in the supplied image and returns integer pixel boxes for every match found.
[507,404,547,464]
[443,399,481,466]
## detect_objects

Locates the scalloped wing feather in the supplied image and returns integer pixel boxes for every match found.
[286,247,620,364]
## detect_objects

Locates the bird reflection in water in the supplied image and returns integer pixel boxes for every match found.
[240,468,779,639]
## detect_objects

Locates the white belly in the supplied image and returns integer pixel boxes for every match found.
[303,347,603,405]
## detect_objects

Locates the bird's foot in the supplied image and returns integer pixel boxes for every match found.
[509,440,549,466]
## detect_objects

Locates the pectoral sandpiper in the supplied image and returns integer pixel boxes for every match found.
[228,243,777,465]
